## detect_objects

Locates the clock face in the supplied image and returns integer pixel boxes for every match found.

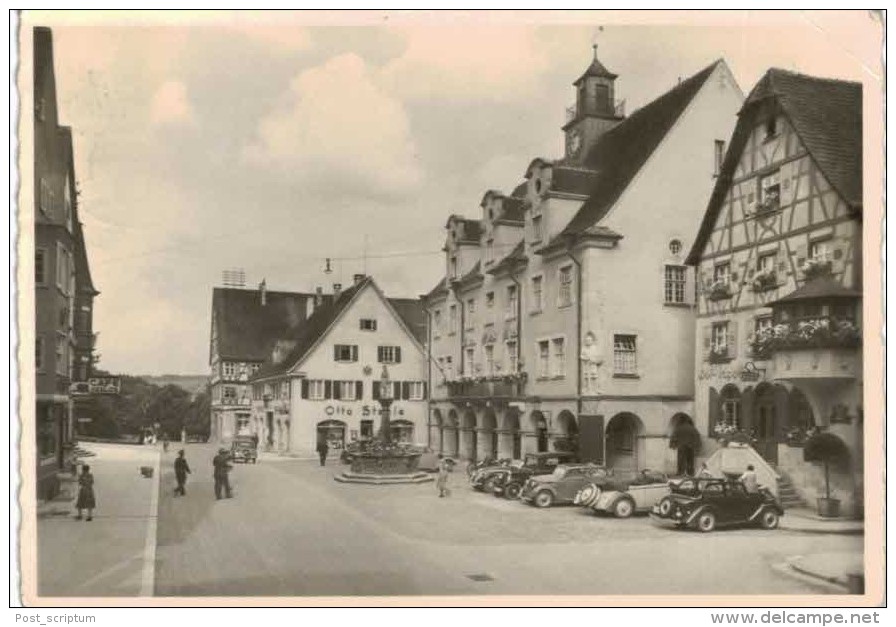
[567,129,583,156]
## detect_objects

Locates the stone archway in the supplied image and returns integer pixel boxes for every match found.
[461,409,478,461]
[554,410,579,454]
[479,408,498,460]
[606,412,645,473]
[444,410,459,457]
[499,409,522,459]
[669,413,698,475]
[530,410,549,453]
[750,382,789,464]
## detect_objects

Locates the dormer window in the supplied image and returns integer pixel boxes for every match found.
[532,214,544,243]
[765,116,778,140]
[450,256,458,279]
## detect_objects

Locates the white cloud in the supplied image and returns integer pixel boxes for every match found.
[150,80,194,126]
[380,26,550,102]
[244,53,422,196]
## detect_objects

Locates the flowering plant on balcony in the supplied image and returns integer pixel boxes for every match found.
[706,279,732,301]
[751,268,778,293]
[801,257,833,279]
[499,371,528,384]
[755,190,780,214]
[749,319,861,352]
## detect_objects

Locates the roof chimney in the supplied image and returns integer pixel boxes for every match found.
[353,273,366,286]
[333,283,342,298]
[259,279,267,306]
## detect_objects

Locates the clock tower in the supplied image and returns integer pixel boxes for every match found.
[563,45,624,164]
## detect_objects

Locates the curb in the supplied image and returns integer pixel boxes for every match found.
[771,561,848,594]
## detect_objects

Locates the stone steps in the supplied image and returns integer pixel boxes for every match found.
[776,473,805,509]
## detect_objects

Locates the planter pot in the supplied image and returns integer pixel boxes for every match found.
[817,497,841,518]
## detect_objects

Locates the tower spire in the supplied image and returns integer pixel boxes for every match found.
[593,43,598,61]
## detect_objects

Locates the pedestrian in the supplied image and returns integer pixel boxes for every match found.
[316,439,329,467]
[436,455,451,498]
[697,462,713,478]
[74,464,96,521]
[213,448,233,499]
[739,464,759,493]
[174,449,191,496]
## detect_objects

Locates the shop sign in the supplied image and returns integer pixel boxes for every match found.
[324,404,407,418]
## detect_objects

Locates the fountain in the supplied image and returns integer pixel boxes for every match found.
[334,365,433,484]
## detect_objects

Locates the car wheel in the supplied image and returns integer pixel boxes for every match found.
[657,497,673,517]
[696,511,716,532]
[482,477,497,494]
[533,490,554,508]
[504,483,522,500]
[614,498,635,519]
[759,509,779,530]
[577,483,596,506]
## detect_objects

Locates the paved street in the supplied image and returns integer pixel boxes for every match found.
[151,443,862,597]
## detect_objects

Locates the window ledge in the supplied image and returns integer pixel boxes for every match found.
[530,309,543,316]
[613,373,640,379]
[557,303,574,310]
[663,302,692,309]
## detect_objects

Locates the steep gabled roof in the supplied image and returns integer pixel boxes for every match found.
[558,60,722,239]
[447,215,483,242]
[686,69,862,265]
[423,276,448,301]
[212,287,318,361]
[251,277,424,380]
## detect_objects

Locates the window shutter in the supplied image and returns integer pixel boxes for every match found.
[393,382,401,399]
[832,236,848,274]
[324,380,332,400]
[333,381,342,400]
[334,345,340,361]
[356,381,363,400]
[301,379,309,399]
[708,388,721,436]
[421,382,427,400]
[395,346,402,363]
[372,381,380,400]
[728,320,739,359]
[351,345,358,362]
[702,324,712,361]
[377,346,383,363]
[685,266,696,305]
[402,381,410,400]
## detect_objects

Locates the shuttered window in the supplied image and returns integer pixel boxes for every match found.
[377,345,401,364]
[334,345,358,362]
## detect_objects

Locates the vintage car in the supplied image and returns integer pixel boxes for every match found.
[520,464,615,508]
[576,469,672,518]
[490,451,578,499]
[649,478,783,532]
[230,435,258,464]
[470,459,521,492]
[466,456,512,479]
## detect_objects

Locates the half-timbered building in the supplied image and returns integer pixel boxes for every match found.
[686,69,863,515]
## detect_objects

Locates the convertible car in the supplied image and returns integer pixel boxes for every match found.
[576,469,672,518]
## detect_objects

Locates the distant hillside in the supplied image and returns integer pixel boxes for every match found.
[138,375,209,395]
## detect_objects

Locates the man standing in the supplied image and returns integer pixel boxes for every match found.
[316,439,329,467]
[436,455,451,498]
[174,449,190,496]
[739,464,759,493]
[213,448,233,499]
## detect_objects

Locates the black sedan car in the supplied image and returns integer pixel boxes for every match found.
[650,478,783,532]
[490,451,578,499]
[469,459,517,492]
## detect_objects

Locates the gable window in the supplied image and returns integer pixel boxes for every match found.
[669,239,682,256]
[308,380,327,400]
[558,265,574,307]
[613,334,637,376]
[759,170,781,210]
[552,337,566,377]
[506,285,518,320]
[714,139,726,175]
[334,344,359,362]
[537,340,550,378]
[222,362,237,379]
[505,340,518,373]
[35,248,46,285]
[713,262,731,286]
[450,256,458,279]
[809,239,832,263]
[711,321,730,359]
[664,265,687,304]
[764,116,778,140]
[35,336,44,371]
[360,318,377,331]
[531,275,543,313]
[448,304,458,335]
[377,345,401,364]
[485,292,494,308]
[532,214,544,243]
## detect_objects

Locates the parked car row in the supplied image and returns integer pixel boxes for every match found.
[467,454,784,533]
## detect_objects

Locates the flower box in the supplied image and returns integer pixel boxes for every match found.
[749,318,860,354]
[708,347,732,364]
[706,280,732,301]
[801,258,833,280]
[751,271,778,293]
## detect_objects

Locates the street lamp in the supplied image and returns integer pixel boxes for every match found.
[378,364,393,444]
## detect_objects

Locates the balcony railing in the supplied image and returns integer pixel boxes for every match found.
[446,375,527,399]
[565,99,626,123]
[749,316,861,355]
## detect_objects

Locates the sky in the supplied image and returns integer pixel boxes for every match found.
[23,10,880,376]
